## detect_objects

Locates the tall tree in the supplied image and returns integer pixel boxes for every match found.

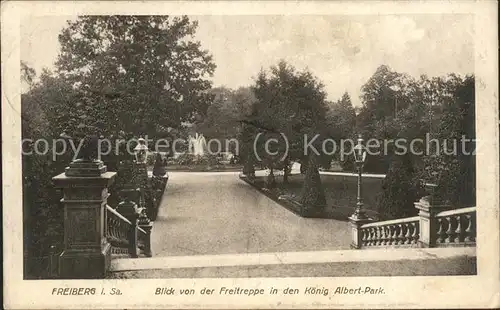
[325,92,356,170]
[357,65,424,173]
[422,74,475,206]
[21,61,37,91]
[56,15,216,138]
[199,86,256,152]
[326,92,356,140]
[244,60,329,211]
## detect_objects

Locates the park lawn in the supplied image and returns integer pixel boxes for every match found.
[252,173,384,220]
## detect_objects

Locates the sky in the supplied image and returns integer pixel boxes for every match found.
[21,14,474,106]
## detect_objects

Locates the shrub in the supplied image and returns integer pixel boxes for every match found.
[299,154,327,214]
[376,153,424,220]
[146,151,157,166]
[23,151,69,278]
[175,153,196,165]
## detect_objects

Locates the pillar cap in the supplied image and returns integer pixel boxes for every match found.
[53,171,116,188]
[64,159,107,177]
[414,196,452,212]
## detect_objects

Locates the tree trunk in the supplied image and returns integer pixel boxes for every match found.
[267,167,276,189]
[300,157,308,174]
[242,153,255,177]
[283,158,290,184]
[299,154,327,216]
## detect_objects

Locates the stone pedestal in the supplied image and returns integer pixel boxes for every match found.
[53,163,116,279]
[414,196,451,248]
[349,215,373,249]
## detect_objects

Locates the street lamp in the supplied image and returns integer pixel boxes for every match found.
[352,134,367,219]
[134,138,149,164]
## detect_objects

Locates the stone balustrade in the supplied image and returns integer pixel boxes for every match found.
[106,205,132,255]
[434,206,476,247]
[107,204,152,258]
[360,216,420,247]
[351,195,477,250]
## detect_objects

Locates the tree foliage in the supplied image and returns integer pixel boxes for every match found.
[421,74,475,206]
[242,60,328,206]
[325,92,356,170]
[377,153,424,220]
[198,86,255,151]
[56,15,216,137]
[247,61,328,170]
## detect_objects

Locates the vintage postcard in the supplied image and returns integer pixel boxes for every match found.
[2,0,499,309]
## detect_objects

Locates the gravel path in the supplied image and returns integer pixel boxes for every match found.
[150,172,351,257]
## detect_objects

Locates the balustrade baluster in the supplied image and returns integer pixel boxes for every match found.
[463,214,472,242]
[383,225,391,245]
[468,214,476,242]
[436,218,446,244]
[411,222,418,244]
[363,228,369,246]
[109,217,115,240]
[389,225,396,245]
[370,227,374,245]
[397,224,405,245]
[380,226,387,245]
[377,226,383,245]
[404,223,411,244]
[454,215,462,243]
[382,225,390,245]
[369,228,375,246]
[445,216,454,243]
[370,227,376,246]
[362,229,369,246]
[389,225,395,245]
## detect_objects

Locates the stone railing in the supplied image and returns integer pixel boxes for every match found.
[106,204,152,258]
[434,207,476,247]
[359,216,420,248]
[351,195,477,250]
[106,205,132,255]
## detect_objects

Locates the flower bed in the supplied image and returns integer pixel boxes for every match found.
[240,173,382,221]
[165,164,243,172]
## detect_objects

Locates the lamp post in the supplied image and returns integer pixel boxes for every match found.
[133,137,149,210]
[352,134,367,220]
[134,138,149,164]
[349,134,370,249]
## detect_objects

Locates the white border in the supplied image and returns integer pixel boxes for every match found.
[2,1,499,309]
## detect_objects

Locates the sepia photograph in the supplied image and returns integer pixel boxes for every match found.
[3,1,499,309]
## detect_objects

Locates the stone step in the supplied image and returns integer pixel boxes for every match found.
[109,247,476,278]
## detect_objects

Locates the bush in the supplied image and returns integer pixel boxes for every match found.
[376,153,424,220]
[169,153,222,166]
[299,154,327,214]
[175,153,196,165]
[146,151,157,166]
[23,151,68,278]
